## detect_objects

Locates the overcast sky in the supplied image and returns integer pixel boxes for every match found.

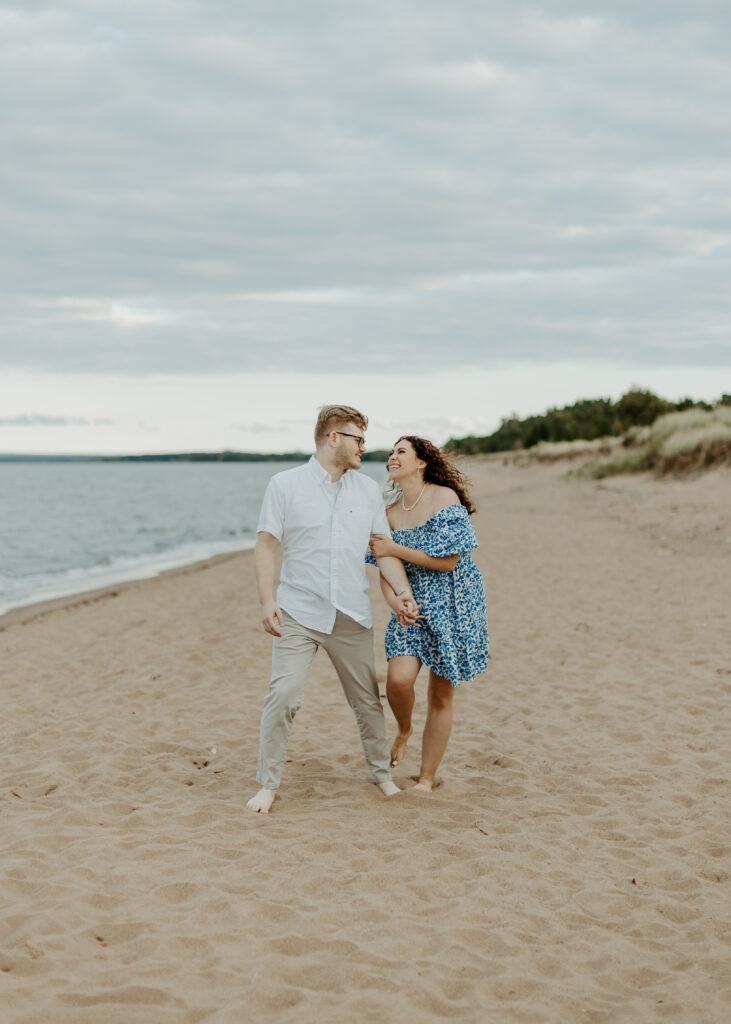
[1,0,729,454]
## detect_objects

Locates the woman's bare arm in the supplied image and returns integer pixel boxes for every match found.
[370,534,458,572]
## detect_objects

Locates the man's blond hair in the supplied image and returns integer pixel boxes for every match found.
[314,405,368,445]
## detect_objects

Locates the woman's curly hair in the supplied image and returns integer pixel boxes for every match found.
[387,435,476,515]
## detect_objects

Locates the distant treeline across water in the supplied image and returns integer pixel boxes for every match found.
[0,450,390,463]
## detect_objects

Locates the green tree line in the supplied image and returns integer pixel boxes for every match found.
[445,390,731,455]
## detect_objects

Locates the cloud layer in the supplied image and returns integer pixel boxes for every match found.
[2,1,730,378]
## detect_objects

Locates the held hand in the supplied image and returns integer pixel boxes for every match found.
[261,599,284,637]
[394,593,421,628]
[369,533,398,559]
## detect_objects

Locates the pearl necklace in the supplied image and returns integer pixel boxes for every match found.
[401,482,427,512]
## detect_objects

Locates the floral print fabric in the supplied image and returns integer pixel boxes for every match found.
[368,504,489,686]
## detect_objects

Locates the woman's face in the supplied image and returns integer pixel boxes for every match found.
[387,438,424,480]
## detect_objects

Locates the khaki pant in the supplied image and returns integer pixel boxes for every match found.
[256,610,392,790]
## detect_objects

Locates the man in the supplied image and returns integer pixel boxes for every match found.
[246,405,419,814]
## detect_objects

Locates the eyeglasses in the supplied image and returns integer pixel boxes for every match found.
[335,431,366,449]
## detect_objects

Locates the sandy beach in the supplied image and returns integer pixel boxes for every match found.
[1,458,729,1024]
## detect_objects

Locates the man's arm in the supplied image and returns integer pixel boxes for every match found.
[375,554,420,625]
[378,573,417,627]
[254,531,284,637]
[367,493,420,624]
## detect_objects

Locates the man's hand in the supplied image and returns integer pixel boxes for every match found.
[255,533,283,636]
[369,533,398,559]
[261,598,284,637]
[393,592,421,628]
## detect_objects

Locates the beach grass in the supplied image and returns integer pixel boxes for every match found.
[575,447,648,479]
[511,437,622,466]
[648,405,731,456]
[575,405,731,479]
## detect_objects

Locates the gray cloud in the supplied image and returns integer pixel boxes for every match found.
[1,1,729,375]
[0,414,114,426]
[235,418,314,435]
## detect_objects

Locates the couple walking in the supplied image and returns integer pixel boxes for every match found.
[247,405,488,814]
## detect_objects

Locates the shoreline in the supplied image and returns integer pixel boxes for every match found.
[3,457,727,630]
[0,457,387,625]
[0,546,255,630]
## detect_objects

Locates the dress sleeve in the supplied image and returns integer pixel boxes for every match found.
[421,504,477,557]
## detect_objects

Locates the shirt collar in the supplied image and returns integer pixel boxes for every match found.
[309,454,348,486]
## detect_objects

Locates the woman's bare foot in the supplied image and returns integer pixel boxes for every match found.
[390,729,412,767]
[246,788,275,813]
[414,777,434,792]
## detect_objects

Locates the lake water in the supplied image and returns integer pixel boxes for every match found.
[0,461,388,615]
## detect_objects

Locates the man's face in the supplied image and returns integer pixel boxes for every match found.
[333,421,366,471]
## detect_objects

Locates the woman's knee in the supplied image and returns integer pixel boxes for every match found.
[428,678,454,710]
[387,658,420,691]
[387,670,416,696]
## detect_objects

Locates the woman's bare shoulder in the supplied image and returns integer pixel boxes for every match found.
[432,485,461,510]
[385,498,401,527]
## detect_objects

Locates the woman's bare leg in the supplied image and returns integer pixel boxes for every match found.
[386,656,421,766]
[416,672,454,791]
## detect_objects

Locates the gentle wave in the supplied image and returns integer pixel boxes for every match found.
[0,536,257,616]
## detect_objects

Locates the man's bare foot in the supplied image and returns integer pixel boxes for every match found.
[378,780,401,797]
[390,729,412,767]
[414,778,434,792]
[246,788,275,813]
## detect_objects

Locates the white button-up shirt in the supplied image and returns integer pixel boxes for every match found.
[257,455,390,633]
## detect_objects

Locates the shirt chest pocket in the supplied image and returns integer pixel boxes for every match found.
[339,508,372,545]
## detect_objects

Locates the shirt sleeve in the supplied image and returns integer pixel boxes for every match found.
[421,504,477,557]
[365,485,391,566]
[257,476,285,540]
[372,495,391,535]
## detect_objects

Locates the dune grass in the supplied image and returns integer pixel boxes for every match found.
[648,406,731,457]
[576,406,731,479]
[512,437,620,465]
[576,448,648,479]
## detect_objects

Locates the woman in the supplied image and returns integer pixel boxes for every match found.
[367,436,488,791]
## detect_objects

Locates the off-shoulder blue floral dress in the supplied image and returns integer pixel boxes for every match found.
[367,503,488,687]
